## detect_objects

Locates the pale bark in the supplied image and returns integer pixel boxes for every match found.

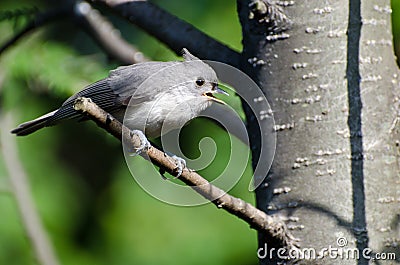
[238,0,399,264]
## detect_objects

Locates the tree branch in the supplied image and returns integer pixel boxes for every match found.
[73,1,148,64]
[90,0,241,66]
[0,2,147,65]
[0,113,60,265]
[73,97,297,250]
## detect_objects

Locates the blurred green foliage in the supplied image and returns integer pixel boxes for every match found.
[392,0,400,64]
[0,1,255,265]
[1,1,400,265]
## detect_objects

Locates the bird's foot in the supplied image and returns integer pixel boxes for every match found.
[128,130,151,156]
[159,153,187,179]
[170,155,187,178]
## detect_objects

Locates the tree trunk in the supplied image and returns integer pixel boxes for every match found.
[238,0,399,264]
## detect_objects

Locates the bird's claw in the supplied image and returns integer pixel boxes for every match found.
[128,130,151,156]
[161,154,186,179]
[171,155,186,178]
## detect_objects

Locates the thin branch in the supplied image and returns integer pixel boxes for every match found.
[0,2,147,65]
[73,1,148,64]
[0,113,60,265]
[90,0,241,66]
[0,6,71,55]
[73,97,297,249]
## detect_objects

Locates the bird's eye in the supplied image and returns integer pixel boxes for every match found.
[196,78,205,86]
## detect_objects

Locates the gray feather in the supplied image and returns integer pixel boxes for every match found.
[12,50,219,136]
[11,110,57,136]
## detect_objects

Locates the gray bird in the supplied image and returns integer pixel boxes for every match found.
[11,49,227,137]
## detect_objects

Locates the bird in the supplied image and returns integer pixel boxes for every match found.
[11,48,228,138]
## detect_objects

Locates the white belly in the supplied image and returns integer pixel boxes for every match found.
[123,93,211,138]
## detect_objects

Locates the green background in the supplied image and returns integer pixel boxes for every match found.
[0,1,399,265]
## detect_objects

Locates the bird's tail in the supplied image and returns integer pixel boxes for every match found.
[11,110,58,136]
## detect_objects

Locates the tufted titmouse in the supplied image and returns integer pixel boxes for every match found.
[11,49,228,137]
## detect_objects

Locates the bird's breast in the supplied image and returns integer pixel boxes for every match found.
[123,92,211,137]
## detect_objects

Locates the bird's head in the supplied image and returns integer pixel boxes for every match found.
[181,48,228,105]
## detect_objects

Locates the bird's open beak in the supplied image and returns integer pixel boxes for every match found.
[203,85,229,105]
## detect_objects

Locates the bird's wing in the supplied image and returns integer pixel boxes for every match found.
[47,78,119,124]
[108,61,180,105]
[48,61,183,124]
